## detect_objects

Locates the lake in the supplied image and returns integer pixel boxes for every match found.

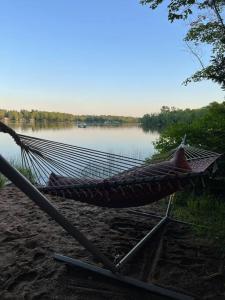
[0,122,159,162]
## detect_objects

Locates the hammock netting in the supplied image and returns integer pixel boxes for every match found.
[0,122,221,207]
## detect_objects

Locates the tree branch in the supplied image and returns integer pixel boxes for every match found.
[185,41,205,69]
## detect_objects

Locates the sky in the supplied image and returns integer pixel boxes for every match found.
[0,0,224,117]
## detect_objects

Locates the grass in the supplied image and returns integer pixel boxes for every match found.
[0,174,6,188]
[12,161,36,184]
[0,158,36,189]
[172,190,225,247]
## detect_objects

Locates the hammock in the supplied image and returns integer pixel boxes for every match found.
[0,121,221,208]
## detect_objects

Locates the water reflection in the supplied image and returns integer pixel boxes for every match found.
[0,122,159,161]
[140,123,163,134]
[10,121,75,132]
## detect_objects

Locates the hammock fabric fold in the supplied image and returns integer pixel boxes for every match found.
[44,147,192,207]
[0,121,221,207]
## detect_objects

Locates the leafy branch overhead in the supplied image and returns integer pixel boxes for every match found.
[141,0,225,89]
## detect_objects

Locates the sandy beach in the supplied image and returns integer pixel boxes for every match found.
[0,185,224,299]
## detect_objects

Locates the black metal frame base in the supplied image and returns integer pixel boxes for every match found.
[54,253,192,300]
[0,155,194,300]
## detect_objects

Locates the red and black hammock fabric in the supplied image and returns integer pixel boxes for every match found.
[0,121,221,207]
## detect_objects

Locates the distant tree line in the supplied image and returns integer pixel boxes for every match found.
[140,106,207,131]
[0,109,138,124]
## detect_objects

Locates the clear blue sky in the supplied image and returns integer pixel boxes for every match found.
[0,0,224,116]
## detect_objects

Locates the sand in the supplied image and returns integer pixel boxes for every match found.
[0,185,224,300]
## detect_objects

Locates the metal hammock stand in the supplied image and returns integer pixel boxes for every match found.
[0,122,222,300]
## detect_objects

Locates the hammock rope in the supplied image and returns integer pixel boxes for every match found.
[0,121,222,207]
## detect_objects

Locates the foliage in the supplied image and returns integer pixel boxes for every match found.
[173,191,225,245]
[151,101,225,245]
[0,159,36,188]
[14,165,36,184]
[154,101,225,153]
[141,0,225,89]
[0,108,138,124]
[184,54,225,89]
[141,105,206,131]
[162,102,224,153]
[0,174,6,188]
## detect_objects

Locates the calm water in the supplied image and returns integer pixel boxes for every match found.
[0,122,159,161]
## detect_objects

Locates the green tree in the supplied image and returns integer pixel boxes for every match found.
[154,101,225,153]
[140,106,206,130]
[141,0,225,89]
